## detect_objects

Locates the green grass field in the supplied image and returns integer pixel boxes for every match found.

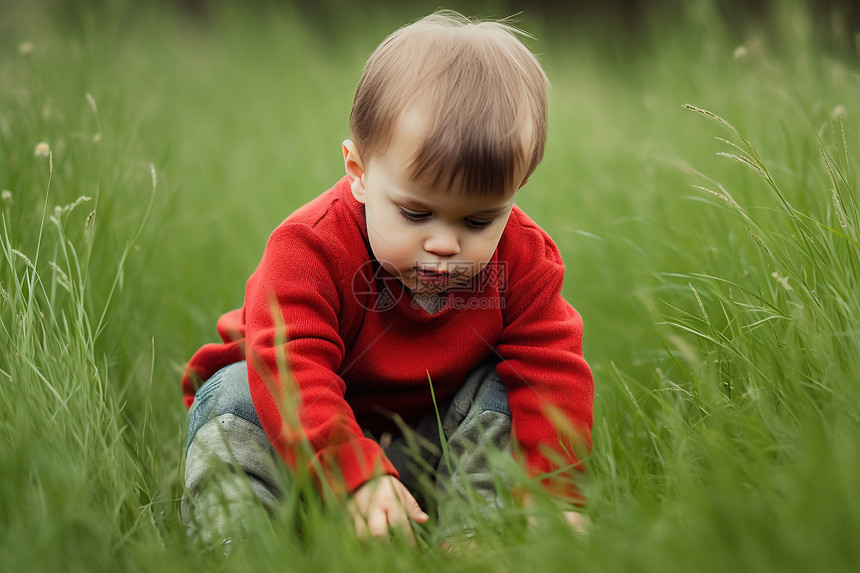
[1,1,859,571]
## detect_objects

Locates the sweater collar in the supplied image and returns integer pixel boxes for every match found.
[336,176,369,241]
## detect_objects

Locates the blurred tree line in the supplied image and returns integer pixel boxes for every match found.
[41,0,860,58]
[175,0,859,55]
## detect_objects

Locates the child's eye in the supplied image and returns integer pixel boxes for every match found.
[465,218,495,230]
[399,207,431,222]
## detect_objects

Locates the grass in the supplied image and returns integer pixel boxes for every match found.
[1,0,859,571]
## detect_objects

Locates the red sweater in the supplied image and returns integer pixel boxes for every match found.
[182,177,593,498]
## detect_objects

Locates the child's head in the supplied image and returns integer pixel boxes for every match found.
[342,11,549,295]
[348,11,547,197]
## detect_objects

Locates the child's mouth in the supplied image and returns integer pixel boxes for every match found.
[414,268,455,287]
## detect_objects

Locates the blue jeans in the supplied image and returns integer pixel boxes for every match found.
[182,360,512,536]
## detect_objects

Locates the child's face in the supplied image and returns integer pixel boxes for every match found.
[344,124,517,296]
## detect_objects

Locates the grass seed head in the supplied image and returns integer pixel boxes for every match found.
[830,188,851,234]
[771,272,793,293]
[746,227,764,246]
[18,41,35,55]
[85,92,98,114]
[1,190,11,204]
[84,210,96,245]
[688,282,710,323]
[11,249,34,269]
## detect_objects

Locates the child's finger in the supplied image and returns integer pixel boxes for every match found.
[563,511,589,535]
[367,510,390,539]
[386,508,417,546]
[394,482,429,523]
[353,514,369,539]
[410,502,429,522]
[403,498,429,523]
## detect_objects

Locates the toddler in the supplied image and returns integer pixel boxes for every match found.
[181,10,594,544]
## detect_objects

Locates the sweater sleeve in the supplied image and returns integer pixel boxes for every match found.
[244,222,397,496]
[496,228,594,502]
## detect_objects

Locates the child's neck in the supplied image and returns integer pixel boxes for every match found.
[409,291,447,315]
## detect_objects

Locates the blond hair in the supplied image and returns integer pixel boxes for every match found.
[350,11,548,196]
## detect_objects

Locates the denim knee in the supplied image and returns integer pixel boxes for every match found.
[186,361,260,452]
[444,359,510,429]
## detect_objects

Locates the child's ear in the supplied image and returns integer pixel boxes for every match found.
[518,176,529,190]
[342,139,367,203]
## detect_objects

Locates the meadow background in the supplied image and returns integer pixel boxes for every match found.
[1,0,859,571]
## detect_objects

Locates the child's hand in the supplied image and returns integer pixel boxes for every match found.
[347,475,429,544]
[521,492,589,535]
[560,510,588,534]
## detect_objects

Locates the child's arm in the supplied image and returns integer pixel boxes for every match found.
[497,296,593,500]
[242,222,398,494]
[496,213,595,502]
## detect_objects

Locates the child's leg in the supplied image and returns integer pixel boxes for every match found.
[436,359,512,502]
[383,360,512,534]
[181,361,283,540]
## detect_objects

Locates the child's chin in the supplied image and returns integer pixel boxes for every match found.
[410,282,448,296]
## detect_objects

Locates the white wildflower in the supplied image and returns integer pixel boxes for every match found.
[1,190,11,204]
[19,41,35,55]
[34,141,50,157]
[831,105,847,120]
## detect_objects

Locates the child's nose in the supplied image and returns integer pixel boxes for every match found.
[424,229,461,256]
